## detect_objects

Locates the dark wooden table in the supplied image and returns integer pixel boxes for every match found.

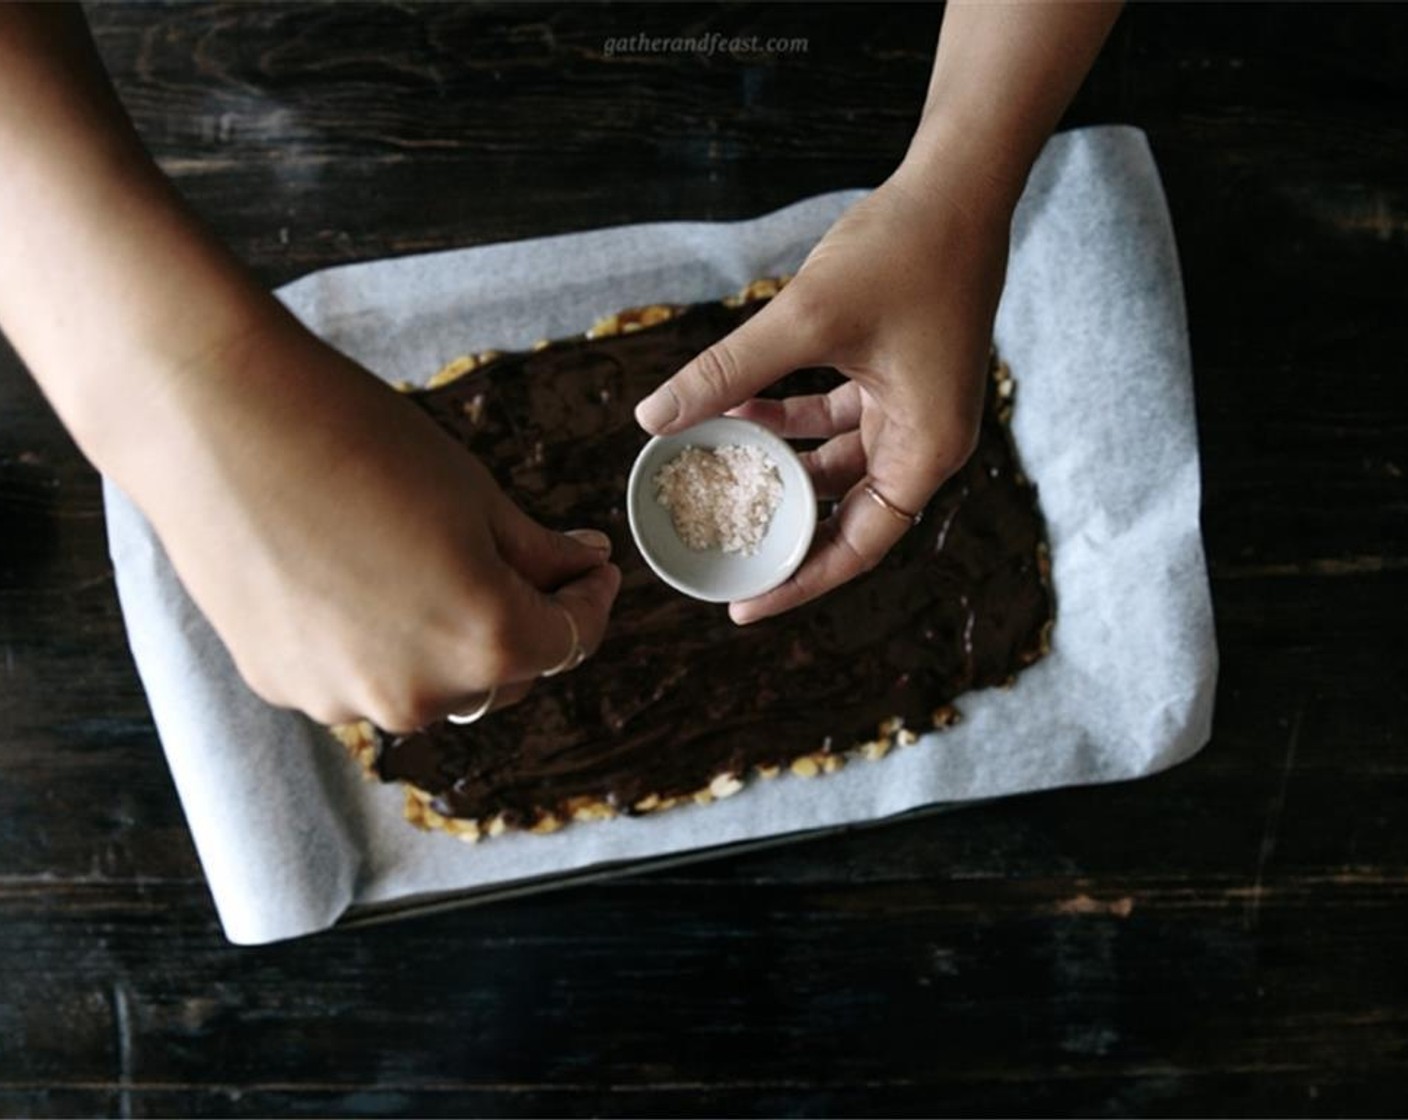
[2,4,1404,1116]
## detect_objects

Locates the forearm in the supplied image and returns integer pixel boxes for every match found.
[900,0,1122,212]
[0,4,286,478]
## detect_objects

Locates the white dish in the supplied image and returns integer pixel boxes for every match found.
[627,416,817,603]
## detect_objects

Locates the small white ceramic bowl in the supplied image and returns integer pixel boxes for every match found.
[627,416,817,603]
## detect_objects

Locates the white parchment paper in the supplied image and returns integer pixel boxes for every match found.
[105,126,1216,945]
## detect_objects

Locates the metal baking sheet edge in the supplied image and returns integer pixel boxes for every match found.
[335,799,978,933]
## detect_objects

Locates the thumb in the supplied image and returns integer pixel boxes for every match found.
[493,500,612,592]
[634,294,826,435]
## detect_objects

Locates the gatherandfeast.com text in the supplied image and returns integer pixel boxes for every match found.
[603,33,809,59]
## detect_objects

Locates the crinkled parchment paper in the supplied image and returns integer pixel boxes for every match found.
[105,126,1215,944]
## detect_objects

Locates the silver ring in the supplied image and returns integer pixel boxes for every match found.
[863,481,923,527]
[447,685,497,725]
[540,603,586,677]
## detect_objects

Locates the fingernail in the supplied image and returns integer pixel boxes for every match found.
[566,528,612,556]
[635,386,679,432]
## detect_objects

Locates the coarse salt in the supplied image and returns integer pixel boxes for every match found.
[653,443,784,556]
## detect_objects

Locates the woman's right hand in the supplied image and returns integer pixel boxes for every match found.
[0,7,619,733]
[124,314,621,732]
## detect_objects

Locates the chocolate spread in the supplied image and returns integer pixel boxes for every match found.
[371,297,1054,827]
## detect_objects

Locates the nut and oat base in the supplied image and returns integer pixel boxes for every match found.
[331,276,1051,843]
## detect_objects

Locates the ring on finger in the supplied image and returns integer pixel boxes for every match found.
[447,685,498,725]
[862,479,923,527]
[541,602,586,677]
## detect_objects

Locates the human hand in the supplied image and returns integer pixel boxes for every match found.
[634,164,1010,623]
[0,6,619,733]
[125,317,621,732]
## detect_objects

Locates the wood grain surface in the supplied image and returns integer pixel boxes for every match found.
[1,3,1405,1116]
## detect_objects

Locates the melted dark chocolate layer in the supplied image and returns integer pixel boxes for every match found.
[372,296,1053,828]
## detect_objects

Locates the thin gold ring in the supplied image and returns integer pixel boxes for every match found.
[447,685,497,725]
[540,602,586,677]
[863,480,923,527]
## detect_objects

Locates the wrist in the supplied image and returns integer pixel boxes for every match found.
[894,109,1035,226]
[884,120,1026,259]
